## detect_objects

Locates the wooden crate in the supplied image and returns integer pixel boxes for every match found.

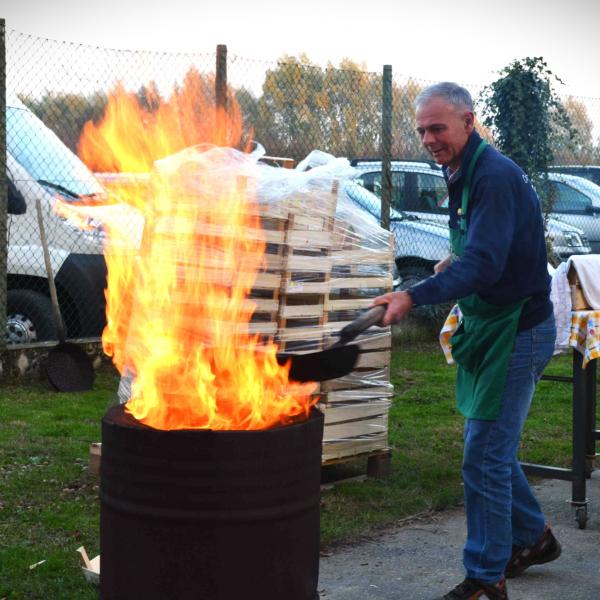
[567,265,590,310]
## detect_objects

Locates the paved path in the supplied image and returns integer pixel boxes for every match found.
[319,471,600,600]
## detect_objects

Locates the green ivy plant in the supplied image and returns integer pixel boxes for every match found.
[479,57,577,265]
[479,57,575,182]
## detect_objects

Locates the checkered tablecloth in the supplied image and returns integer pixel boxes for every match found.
[439,307,600,369]
[569,310,600,368]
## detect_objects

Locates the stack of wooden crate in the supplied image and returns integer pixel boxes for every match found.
[249,180,395,470]
[113,156,395,473]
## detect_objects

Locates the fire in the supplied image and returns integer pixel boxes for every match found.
[74,75,317,430]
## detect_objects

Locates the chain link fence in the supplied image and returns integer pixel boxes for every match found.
[3,25,600,349]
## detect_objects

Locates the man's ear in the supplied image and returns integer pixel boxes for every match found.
[464,111,475,134]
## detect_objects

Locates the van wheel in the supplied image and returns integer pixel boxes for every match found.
[396,265,433,290]
[6,290,58,344]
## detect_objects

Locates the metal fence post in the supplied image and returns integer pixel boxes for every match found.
[381,64,392,231]
[0,19,7,351]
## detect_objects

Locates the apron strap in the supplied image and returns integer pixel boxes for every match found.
[460,139,488,232]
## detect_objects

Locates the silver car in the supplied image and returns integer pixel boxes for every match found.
[351,159,592,262]
[546,172,600,253]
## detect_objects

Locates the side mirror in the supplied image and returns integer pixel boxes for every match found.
[586,204,600,215]
[7,179,27,215]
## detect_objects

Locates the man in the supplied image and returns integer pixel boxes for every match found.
[374,82,561,600]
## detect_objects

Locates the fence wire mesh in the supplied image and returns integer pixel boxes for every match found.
[3,28,600,347]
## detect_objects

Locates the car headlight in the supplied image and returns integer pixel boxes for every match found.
[60,214,106,244]
[564,232,584,247]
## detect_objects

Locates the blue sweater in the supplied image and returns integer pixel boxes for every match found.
[409,131,553,331]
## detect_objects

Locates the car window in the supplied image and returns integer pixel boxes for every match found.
[358,171,406,210]
[551,181,592,213]
[345,181,380,218]
[416,173,448,213]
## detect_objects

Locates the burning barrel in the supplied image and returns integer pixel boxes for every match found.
[75,85,327,599]
[100,404,324,600]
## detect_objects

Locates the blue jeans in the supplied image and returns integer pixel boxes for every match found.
[462,313,557,583]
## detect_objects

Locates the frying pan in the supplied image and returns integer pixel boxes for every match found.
[276,304,386,382]
[35,199,95,392]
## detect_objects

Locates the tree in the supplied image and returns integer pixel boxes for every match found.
[253,54,328,160]
[479,57,576,182]
[23,91,108,153]
[252,55,387,161]
[234,86,261,151]
[318,58,381,158]
[553,96,597,164]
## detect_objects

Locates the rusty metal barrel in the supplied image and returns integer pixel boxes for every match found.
[100,404,324,600]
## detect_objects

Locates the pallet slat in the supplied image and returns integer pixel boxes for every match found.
[323,414,389,441]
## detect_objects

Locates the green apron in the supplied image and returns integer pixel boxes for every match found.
[450,140,527,420]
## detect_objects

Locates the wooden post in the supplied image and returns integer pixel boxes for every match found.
[381,64,392,231]
[0,19,7,351]
[216,44,228,111]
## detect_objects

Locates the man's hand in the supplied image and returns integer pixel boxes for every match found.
[372,291,414,326]
[434,254,452,274]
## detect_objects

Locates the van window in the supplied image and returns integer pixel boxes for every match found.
[7,105,103,198]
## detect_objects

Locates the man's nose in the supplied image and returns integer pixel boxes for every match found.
[422,130,435,145]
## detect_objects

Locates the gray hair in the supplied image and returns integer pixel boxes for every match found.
[415,82,473,112]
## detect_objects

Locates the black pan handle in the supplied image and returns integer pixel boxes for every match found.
[338,304,387,344]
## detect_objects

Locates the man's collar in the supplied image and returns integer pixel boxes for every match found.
[442,130,483,185]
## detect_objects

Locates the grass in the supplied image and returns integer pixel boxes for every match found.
[0,367,115,600]
[0,347,585,598]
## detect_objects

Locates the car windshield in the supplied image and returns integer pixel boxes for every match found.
[7,104,104,199]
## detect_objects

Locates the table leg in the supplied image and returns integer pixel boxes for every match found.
[572,350,589,528]
[585,359,597,476]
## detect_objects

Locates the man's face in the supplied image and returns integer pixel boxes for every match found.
[415,96,474,170]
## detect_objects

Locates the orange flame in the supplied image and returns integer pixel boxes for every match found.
[76,75,317,430]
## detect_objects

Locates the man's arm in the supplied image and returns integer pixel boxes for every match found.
[434,254,452,274]
[408,173,517,308]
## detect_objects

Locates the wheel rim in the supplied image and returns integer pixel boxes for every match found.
[6,313,38,344]
[399,276,423,290]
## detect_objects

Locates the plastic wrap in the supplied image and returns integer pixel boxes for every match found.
[105,145,394,448]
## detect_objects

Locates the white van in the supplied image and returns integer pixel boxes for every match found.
[5,95,109,343]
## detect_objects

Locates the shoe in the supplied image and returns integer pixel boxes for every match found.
[505,525,562,578]
[440,578,508,599]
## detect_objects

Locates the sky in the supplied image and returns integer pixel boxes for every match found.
[3,0,600,99]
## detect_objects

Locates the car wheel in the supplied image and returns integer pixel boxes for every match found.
[396,265,433,290]
[6,289,58,344]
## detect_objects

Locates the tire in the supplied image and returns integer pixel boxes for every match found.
[396,265,433,290]
[6,289,58,344]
